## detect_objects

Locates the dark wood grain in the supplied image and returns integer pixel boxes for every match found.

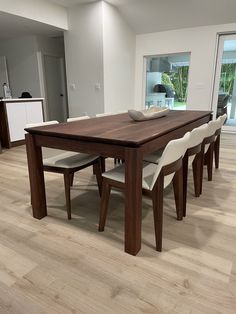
[25,110,212,256]
[25,133,47,219]
[25,110,212,147]
[0,102,11,148]
[124,147,142,255]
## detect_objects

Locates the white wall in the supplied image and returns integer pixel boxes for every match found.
[135,23,236,111]
[0,35,66,100]
[0,36,41,98]
[64,2,104,117]
[0,0,68,30]
[102,2,135,113]
[36,36,65,57]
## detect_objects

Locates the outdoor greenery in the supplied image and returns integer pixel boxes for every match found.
[161,73,174,89]
[161,66,189,102]
[219,63,236,96]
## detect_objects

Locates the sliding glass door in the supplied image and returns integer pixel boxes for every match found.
[212,34,236,131]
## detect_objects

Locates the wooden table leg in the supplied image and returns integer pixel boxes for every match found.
[124,147,142,255]
[25,134,47,219]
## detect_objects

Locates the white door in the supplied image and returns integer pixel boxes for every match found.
[44,55,68,122]
[212,34,236,131]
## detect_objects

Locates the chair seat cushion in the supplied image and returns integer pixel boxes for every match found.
[43,152,99,169]
[143,148,164,164]
[103,161,173,190]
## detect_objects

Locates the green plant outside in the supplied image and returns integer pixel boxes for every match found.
[161,66,189,102]
[219,63,236,96]
[174,101,186,108]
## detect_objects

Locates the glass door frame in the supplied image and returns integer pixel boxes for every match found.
[212,33,236,132]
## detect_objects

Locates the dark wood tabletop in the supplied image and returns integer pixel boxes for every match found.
[25,109,212,256]
[25,110,212,147]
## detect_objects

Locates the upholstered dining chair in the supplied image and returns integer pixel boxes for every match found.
[26,120,102,220]
[214,114,227,169]
[198,119,221,196]
[144,124,208,217]
[98,132,191,252]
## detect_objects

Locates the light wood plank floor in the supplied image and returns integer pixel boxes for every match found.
[0,133,236,313]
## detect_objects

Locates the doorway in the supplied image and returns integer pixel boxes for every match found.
[212,34,236,131]
[43,55,68,122]
[38,53,68,122]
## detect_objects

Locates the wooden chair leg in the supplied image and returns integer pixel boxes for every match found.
[214,135,220,169]
[93,160,103,197]
[192,152,202,197]
[114,158,119,164]
[182,154,188,217]
[114,159,125,164]
[152,174,164,252]
[199,145,205,195]
[100,157,106,173]
[173,166,184,221]
[206,143,214,181]
[64,172,71,220]
[98,179,111,231]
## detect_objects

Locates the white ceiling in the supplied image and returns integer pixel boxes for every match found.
[1,0,236,40]
[0,11,62,39]
[50,0,236,34]
[49,0,92,5]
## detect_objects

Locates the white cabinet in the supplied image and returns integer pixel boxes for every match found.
[0,99,44,147]
[6,102,27,142]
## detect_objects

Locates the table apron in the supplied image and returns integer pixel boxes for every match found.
[34,135,126,159]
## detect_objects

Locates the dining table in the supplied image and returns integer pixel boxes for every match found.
[25,110,212,256]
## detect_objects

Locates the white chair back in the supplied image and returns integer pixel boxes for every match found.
[203,119,221,154]
[218,113,227,127]
[206,119,221,138]
[26,120,59,128]
[67,116,90,122]
[187,124,208,149]
[150,132,191,189]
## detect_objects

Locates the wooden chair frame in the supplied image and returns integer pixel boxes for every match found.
[99,157,183,252]
[182,143,203,217]
[214,128,221,169]
[199,134,216,194]
[43,158,102,220]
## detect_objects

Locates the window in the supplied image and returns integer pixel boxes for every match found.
[145,53,190,110]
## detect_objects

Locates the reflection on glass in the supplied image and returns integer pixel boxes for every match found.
[145,53,190,110]
[217,40,236,126]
